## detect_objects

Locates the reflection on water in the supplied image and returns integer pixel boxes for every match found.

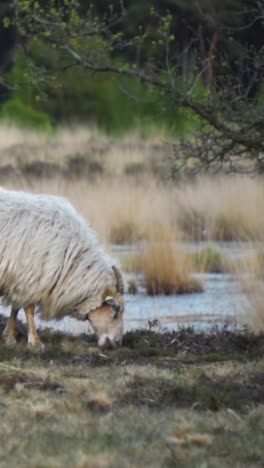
[0,242,251,335]
[113,241,250,332]
[124,273,245,331]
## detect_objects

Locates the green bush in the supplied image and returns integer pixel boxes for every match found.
[0,97,53,131]
[0,48,53,131]
[1,39,206,135]
[192,246,230,273]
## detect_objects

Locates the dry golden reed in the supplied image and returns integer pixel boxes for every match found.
[235,245,264,332]
[14,175,264,246]
[141,225,202,295]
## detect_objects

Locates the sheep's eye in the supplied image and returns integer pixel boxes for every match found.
[113,310,119,320]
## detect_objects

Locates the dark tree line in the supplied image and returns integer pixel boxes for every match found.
[2,1,262,92]
[78,0,264,94]
[0,1,16,102]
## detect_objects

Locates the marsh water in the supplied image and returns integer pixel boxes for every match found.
[0,242,252,335]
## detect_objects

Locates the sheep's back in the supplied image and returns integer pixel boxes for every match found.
[0,188,113,317]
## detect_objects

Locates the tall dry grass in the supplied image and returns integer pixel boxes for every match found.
[0,124,165,178]
[10,175,264,245]
[1,124,264,244]
[235,247,264,332]
[141,226,202,295]
[9,177,177,244]
[174,176,264,241]
[121,226,203,294]
[243,286,264,332]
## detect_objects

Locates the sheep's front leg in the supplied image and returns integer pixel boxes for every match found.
[2,306,19,346]
[24,304,44,350]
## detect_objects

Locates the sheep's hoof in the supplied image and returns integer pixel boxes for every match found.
[27,342,45,352]
[27,337,45,352]
[3,335,17,347]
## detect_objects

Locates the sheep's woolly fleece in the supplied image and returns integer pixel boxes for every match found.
[0,187,116,319]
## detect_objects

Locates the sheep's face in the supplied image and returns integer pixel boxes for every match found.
[88,292,124,349]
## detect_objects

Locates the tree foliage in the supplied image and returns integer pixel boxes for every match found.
[2,0,264,173]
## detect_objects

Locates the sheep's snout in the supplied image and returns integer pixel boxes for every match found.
[98,334,122,350]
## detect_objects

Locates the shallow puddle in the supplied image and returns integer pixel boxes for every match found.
[124,273,245,331]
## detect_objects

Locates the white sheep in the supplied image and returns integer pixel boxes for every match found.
[0,187,124,349]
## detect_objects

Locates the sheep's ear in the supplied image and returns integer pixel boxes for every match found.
[112,266,124,294]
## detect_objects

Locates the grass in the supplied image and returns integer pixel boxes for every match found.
[236,246,264,333]
[192,246,230,273]
[122,245,232,277]
[243,286,264,334]
[0,315,264,467]
[121,227,203,295]
[17,175,263,247]
[142,226,202,295]
[175,176,264,241]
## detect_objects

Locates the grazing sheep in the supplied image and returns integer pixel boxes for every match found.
[0,187,125,349]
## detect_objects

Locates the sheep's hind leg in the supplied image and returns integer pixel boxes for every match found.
[25,304,44,350]
[2,306,19,346]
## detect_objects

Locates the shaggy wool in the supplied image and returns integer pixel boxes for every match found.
[0,188,116,319]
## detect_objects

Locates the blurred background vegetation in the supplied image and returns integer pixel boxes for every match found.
[0,0,263,135]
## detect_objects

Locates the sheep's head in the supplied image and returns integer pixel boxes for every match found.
[88,265,125,349]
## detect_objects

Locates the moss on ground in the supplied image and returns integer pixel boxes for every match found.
[0,314,264,467]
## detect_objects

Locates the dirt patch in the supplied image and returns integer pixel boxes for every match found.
[0,372,64,392]
[0,374,31,390]
[86,398,112,414]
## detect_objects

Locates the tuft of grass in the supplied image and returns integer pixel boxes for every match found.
[127,279,138,294]
[192,246,230,273]
[244,288,264,333]
[212,213,254,242]
[142,226,202,295]
[237,246,264,333]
